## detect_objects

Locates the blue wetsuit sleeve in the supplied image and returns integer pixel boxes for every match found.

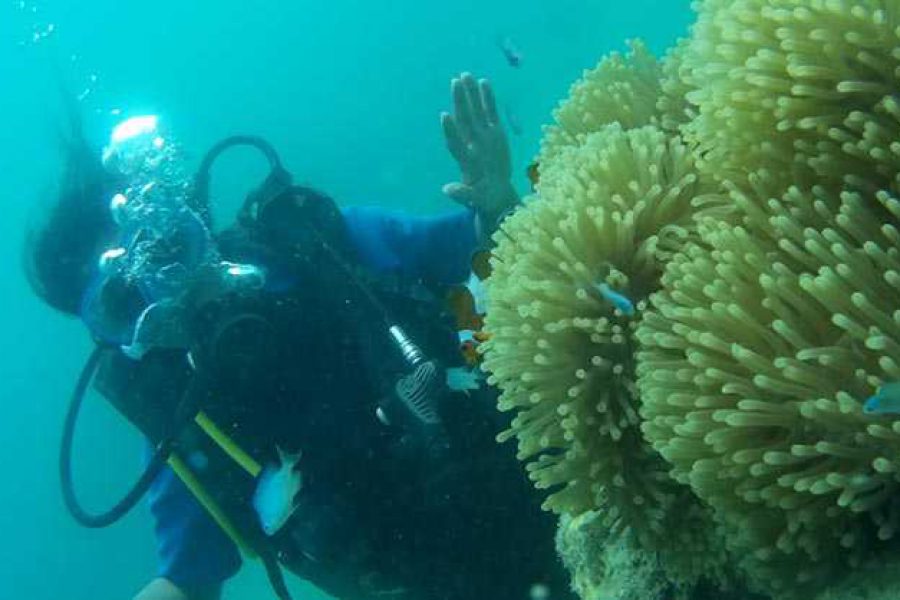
[147,456,242,589]
[341,206,478,284]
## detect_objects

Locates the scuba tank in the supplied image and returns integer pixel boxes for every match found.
[60,116,448,600]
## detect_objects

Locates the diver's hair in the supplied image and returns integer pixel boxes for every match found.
[23,128,116,316]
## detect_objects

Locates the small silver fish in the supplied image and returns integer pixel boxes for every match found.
[596,283,635,317]
[252,447,303,536]
[864,382,900,415]
[446,366,483,395]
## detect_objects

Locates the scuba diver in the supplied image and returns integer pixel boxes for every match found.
[25,73,572,600]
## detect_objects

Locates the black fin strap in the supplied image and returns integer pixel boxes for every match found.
[261,549,294,600]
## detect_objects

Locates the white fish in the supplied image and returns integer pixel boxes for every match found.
[446,366,484,395]
[252,447,303,536]
[530,583,551,600]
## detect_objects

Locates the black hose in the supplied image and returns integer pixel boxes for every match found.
[59,347,294,600]
[192,137,394,335]
[197,135,283,175]
[191,135,286,226]
[59,345,179,528]
[261,550,294,600]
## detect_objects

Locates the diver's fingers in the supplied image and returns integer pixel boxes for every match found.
[441,111,469,166]
[479,79,500,126]
[452,75,475,141]
[461,72,487,129]
[442,182,478,208]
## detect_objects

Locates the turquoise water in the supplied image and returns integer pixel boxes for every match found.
[0,2,692,598]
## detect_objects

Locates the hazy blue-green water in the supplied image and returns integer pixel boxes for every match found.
[1,2,692,598]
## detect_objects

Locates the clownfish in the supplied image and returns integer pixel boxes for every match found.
[458,329,492,366]
[447,250,493,366]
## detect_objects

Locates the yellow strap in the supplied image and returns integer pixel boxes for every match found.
[194,411,262,477]
[167,453,258,558]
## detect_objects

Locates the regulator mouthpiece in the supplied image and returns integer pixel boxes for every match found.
[82,115,264,356]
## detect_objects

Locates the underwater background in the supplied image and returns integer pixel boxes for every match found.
[0,1,692,598]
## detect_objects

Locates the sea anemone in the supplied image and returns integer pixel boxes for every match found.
[485,1,900,596]
[681,0,900,194]
[637,181,900,595]
[539,40,663,166]
[482,123,717,556]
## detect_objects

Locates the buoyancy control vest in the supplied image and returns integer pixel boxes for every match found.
[62,130,542,600]
[88,221,505,600]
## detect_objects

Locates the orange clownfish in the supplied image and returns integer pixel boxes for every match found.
[447,250,493,365]
[459,330,491,366]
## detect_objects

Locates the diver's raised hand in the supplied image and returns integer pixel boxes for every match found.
[441,73,518,229]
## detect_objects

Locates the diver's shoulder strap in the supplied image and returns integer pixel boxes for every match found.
[93,349,192,443]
